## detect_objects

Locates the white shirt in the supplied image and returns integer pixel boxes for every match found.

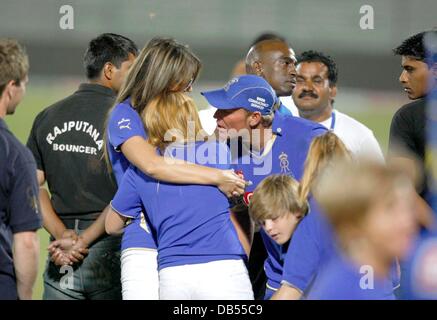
[319,110,385,162]
[279,96,299,116]
[198,106,217,135]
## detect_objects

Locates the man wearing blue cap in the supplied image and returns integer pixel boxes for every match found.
[202,75,327,299]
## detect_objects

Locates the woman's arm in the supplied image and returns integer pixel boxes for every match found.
[105,207,128,236]
[121,136,245,197]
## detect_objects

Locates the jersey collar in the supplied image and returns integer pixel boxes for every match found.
[77,83,116,98]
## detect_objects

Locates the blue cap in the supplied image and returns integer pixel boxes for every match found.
[201,75,277,115]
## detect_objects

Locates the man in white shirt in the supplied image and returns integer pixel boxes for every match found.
[292,50,384,162]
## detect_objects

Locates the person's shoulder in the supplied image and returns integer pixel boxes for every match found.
[394,98,426,120]
[33,92,79,124]
[277,113,326,132]
[335,110,374,135]
[0,129,35,167]
[110,99,138,119]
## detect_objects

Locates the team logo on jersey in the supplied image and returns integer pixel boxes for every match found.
[279,152,290,173]
[118,118,131,130]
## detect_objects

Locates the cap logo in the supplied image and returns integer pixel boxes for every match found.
[224,78,239,91]
[248,97,268,110]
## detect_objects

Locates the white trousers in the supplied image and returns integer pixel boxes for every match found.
[121,249,159,300]
[159,259,254,300]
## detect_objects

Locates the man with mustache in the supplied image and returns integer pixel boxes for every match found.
[292,50,383,161]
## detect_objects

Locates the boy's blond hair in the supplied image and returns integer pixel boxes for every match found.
[313,160,413,244]
[249,174,308,223]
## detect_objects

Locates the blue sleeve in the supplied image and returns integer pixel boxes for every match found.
[110,166,142,219]
[107,103,147,151]
[9,149,42,233]
[281,210,320,292]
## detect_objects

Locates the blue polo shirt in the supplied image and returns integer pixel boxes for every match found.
[282,197,401,297]
[0,119,42,300]
[107,98,157,251]
[307,253,396,300]
[232,112,327,291]
[111,140,245,270]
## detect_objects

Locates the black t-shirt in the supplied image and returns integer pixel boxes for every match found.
[388,98,428,198]
[27,83,117,218]
[0,119,42,299]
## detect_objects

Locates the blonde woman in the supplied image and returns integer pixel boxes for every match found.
[109,93,253,300]
[104,38,245,300]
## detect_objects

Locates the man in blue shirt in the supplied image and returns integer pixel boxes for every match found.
[0,38,42,300]
[202,75,326,299]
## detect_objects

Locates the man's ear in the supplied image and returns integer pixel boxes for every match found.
[4,80,16,100]
[329,85,337,99]
[248,111,262,128]
[253,61,263,76]
[103,62,114,80]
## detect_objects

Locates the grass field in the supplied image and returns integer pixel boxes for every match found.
[4,83,398,299]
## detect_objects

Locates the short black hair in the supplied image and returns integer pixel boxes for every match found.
[250,32,287,48]
[83,33,138,80]
[297,50,338,86]
[394,30,437,65]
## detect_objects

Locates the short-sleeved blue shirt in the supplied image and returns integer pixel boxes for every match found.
[107,98,157,251]
[307,254,396,300]
[232,112,327,290]
[111,140,246,270]
[0,119,42,300]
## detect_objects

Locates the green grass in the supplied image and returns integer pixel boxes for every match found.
[4,84,395,299]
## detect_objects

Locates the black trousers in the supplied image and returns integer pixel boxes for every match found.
[248,231,268,300]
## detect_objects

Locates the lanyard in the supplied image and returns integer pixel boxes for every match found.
[330,110,336,130]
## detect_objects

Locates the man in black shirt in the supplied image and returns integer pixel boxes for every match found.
[0,38,41,300]
[27,33,137,299]
[389,31,437,226]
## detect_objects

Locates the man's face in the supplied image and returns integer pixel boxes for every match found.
[292,62,335,116]
[213,108,251,141]
[6,75,28,115]
[399,56,430,100]
[258,42,297,97]
[111,53,136,93]
[261,211,304,245]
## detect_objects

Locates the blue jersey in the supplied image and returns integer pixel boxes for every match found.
[281,198,337,294]
[398,232,437,300]
[111,140,246,270]
[307,254,396,300]
[232,112,327,290]
[107,98,157,251]
[282,198,401,296]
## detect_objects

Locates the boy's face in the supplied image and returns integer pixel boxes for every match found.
[362,185,417,260]
[261,211,305,245]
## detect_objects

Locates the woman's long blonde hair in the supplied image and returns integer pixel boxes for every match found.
[298,131,351,205]
[143,92,204,151]
[103,37,202,170]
